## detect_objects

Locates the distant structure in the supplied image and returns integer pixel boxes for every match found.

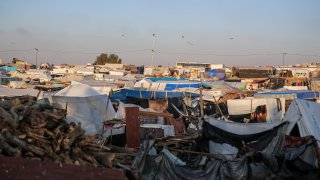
[176,62,225,69]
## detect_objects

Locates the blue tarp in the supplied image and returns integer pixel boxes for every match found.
[0,66,17,72]
[146,77,187,82]
[164,82,199,90]
[206,69,226,80]
[255,90,320,99]
[110,88,199,101]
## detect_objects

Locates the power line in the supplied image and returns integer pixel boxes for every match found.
[1,48,319,58]
[154,51,282,56]
[0,49,34,53]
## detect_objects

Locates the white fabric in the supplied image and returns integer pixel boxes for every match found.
[133,79,153,89]
[285,99,320,144]
[283,86,308,90]
[8,81,27,89]
[92,86,112,95]
[52,82,115,135]
[227,98,285,122]
[209,141,238,160]
[205,116,284,135]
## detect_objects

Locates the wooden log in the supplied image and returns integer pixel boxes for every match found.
[1,129,45,157]
[0,133,21,157]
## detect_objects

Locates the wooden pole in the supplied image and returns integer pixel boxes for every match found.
[125,107,140,148]
[199,86,204,118]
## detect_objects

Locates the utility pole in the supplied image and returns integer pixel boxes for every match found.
[281,52,287,78]
[282,52,287,67]
[35,48,39,69]
[151,34,155,66]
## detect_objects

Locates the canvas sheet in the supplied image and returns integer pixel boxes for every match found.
[285,99,320,144]
[227,98,285,122]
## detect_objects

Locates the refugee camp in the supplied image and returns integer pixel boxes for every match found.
[1,1,320,179]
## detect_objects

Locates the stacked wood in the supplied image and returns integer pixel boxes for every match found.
[0,95,136,168]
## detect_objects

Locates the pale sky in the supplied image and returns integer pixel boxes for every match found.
[0,0,319,67]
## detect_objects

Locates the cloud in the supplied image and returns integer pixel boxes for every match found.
[16,27,30,35]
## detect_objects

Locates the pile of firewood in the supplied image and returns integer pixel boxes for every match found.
[0,96,135,168]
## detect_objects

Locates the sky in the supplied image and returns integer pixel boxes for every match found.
[0,0,320,67]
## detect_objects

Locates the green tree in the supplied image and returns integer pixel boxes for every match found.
[94,53,122,65]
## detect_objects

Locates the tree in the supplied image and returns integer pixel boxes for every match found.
[93,53,122,65]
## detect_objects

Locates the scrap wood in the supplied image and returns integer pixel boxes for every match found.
[0,96,135,169]
[2,129,45,157]
[139,111,174,118]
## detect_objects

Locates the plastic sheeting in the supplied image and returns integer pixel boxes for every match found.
[140,152,249,180]
[255,90,320,100]
[285,99,320,146]
[111,88,199,101]
[227,98,285,122]
[205,116,284,135]
[202,119,287,154]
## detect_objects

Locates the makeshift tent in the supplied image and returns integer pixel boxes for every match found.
[203,117,287,154]
[284,99,320,146]
[227,98,285,122]
[51,82,115,135]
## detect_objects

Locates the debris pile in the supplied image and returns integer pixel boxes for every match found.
[0,96,135,168]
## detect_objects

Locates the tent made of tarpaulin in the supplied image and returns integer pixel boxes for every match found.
[227,98,285,122]
[51,82,115,135]
[203,117,287,154]
[284,99,320,146]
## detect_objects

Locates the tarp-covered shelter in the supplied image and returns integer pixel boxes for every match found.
[227,98,285,122]
[202,117,287,154]
[285,99,320,147]
[52,81,115,135]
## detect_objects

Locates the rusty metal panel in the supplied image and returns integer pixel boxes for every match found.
[0,157,124,180]
[125,107,140,148]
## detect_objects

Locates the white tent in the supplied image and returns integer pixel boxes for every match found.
[284,99,320,146]
[52,81,115,135]
[227,97,285,122]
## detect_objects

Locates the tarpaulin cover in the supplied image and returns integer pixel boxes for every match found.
[227,98,285,122]
[111,88,199,100]
[147,77,187,82]
[140,152,249,180]
[255,90,320,99]
[285,99,320,146]
[202,118,287,153]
